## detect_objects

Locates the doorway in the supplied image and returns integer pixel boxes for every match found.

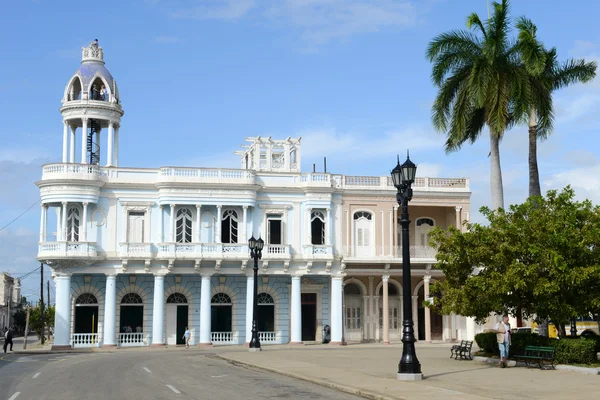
[166,305,189,345]
[301,293,317,341]
[75,306,99,334]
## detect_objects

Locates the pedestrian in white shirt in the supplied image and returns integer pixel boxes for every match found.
[494,315,511,368]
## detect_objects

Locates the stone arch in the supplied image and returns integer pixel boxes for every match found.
[86,72,112,99]
[343,277,367,296]
[375,278,403,296]
[163,284,194,341]
[211,283,238,337]
[70,284,104,342]
[116,284,150,343]
[413,277,439,297]
[64,75,83,101]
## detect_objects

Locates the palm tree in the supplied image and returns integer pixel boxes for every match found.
[517,17,597,197]
[426,0,529,210]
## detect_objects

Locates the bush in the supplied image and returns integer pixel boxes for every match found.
[510,332,552,356]
[552,338,597,365]
[474,332,498,356]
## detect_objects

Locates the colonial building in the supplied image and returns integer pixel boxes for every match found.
[37,41,473,349]
[0,273,21,330]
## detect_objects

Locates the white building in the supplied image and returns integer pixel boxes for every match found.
[0,273,21,330]
[37,41,473,350]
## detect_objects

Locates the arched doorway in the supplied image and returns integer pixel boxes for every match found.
[379,284,401,341]
[417,284,443,340]
[74,293,99,347]
[344,283,363,342]
[211,293,232,342]
[120,293,144,345]
[166,293,188,345]
[257,293,275,342]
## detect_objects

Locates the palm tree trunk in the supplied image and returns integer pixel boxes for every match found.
[528,107,542,197]
[489,130,505,210]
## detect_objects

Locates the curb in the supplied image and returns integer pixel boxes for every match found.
[473,356,600,375]
[213,354,402,400]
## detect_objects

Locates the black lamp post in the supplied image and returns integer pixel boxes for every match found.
[391,152,422,380]
[248,235,264,351]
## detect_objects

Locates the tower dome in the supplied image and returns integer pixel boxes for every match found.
[59,40,124,167]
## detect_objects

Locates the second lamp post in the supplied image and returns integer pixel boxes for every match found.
[248,235,264,352]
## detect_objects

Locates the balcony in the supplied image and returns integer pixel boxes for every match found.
[300,173,332,188]
[342,245,437,260]
[262,244,291,260]
[340,175,469,191]
[119,243,153,259]
[38,242,98,259]
[156,243,249,260]
[41,163,101,181]
[158,167,256,185]
[302,244,334,259]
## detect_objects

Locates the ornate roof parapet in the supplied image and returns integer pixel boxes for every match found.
[81,39,104,65]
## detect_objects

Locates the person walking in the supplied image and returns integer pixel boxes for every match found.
[3,327,13,353]
[494,315,511,368]
[182,327,191,349]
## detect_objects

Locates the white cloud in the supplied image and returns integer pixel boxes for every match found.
[544,165,600,204]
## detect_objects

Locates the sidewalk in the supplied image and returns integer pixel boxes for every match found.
[214,343,600,400]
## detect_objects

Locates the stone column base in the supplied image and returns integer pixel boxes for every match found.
[397,372,423,381]
[248,347,262,352]
[51,345,72,351]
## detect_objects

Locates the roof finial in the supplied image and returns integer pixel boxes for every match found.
[407,149,410,159]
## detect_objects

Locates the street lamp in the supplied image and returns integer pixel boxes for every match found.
[391,152,423,380]
[248,235,264,352]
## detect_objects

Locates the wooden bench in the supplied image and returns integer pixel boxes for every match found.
[450,340,473,360]
[515,346,556,369]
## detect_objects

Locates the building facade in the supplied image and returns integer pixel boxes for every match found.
[37,42,473,349]
[0,273,21,331]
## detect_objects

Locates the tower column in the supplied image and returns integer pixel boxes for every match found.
[216,205,222,243]
[199,275,212,345]
[242,206,248,242]
[290,276,302,344]
[81,118,88,164]
[151,274,166,346]
[114,124,119,167]
[102,274,117,347]
[82,202,88,242]
[326,208,331,245]
[61,201,68,241]
[170,204,175,242]
[62,121,69,162]
[39,204,47,242]
[52,272,72,349]
[195,205,202,242]
[69,125,76,163]
[107,121,114,167]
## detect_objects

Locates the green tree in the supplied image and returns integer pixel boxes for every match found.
[426,0,529,210]
[29,303,55,339]
[516,17,597,198]
[429,187,600,335]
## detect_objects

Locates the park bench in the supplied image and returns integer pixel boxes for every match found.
[450,340,473,360]
[515,346,556,369]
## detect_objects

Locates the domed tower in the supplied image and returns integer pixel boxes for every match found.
[60,39,124,166]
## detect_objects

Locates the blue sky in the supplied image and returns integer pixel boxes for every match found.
[2,0,600,301]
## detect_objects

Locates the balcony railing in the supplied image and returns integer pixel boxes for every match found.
[72,333,100,348]
[258,331,276,343]
[342,245,437,259]
[263,244,291,259]
[159,167,256,185]
[211,332,236,344]
[41,163,101,181]
[300,173,332,188]
[38,242,97,258]
[119,332,145,347]
[119,243,152,258]
[342,175,469,190]
[303,244,334,258]
[157,243,249,259]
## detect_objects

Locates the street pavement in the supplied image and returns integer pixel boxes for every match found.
[0,349,361,400]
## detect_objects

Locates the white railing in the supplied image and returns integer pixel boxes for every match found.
[72,333,100,348]
[159,167,256,185]
[119,243,152,258]
[303,244,334,258]
[300,173,331,187]
[342,245,437,259]
[222,244,248,257]
[258,331,276,343]
[211,332,235,344]
[119,332,144,347]
[41,163,101,181]
[38,242,97,258]
[399,245,437,258]
[263,244,291,259]
[341,175,469,190]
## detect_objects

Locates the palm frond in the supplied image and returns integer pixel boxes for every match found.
[516,16,546,76]
[552,58,597,90]
[431,66,472,132]
[466,12,487,39]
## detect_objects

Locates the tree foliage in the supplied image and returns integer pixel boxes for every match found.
[28,303,55,338]
[429,187,600,333]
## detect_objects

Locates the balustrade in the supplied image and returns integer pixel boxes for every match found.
[302,244,334,259]
[72,333,100,348]
[41,163,100,181]
[258,331,276,343]
[119,243,152,258]
[211,332,235,344]
[119,332,144,347]
[38,242,97,258]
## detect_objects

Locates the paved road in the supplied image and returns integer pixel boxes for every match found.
[0,350,362,400]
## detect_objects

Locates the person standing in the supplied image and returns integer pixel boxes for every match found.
[182,327,191,349]
[3,327,13,353]
[495,315,511,368]
[100,85,107,101]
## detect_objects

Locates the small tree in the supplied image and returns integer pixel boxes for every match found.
[29,303,55,339]
[430,187,600,334]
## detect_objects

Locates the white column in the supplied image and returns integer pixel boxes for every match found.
[368,276,374,340]
[196,205,201,242]
[159,205,164,242]
[284,142,291,170]
[330,276,343,343]
[389,210,393,256]
[199,275,212,344]
[254,144,260,170]
[103,274,117,347]
[169,204,175,242]
[114,124,119,167]
[305,208,312,245]
[61,201,68,241]
[382,275,389,344]
[39,204,47,242]
[82,203,88,242]
[290,276,302,343]
[455,206,462,231]
[81,118,88,163]
[266,142,272,170]
[53,273,72,348]
[62,121,69,162]
[151,275,165,346]
[69,125,76,163]
[362,296,369,340]
[56,207,61,241]
[380,210,385,256]
[424,275,431,342]
[216,205,222,243]
[107,121,114,167]
[326,208,331,245]
[466,317,476,341]
[374,297,380,341]
[242,206,248,242]
[245,274,254,343]
[412,295,420,341]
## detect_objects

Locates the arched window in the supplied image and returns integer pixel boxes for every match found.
[257,293,274,304]
[311,211,325,245]
[166,293,188,304]
[211,293,232,333]
[379,284,399,296]
[353,211,373,257]
[416,218,435,247]
[68,76,83,101]
[257,293,275,332]
[121,293,143,304]
[76,293,98,304]
[211,293,232,304]
[67,206,81,242]
[176,208,193,243]
[90,77,108,101]
[221,209,239,244]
